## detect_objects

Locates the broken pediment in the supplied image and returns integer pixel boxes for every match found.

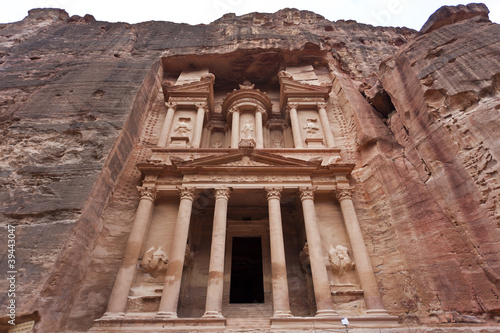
[162,73,215,110]
[279,70,332,111]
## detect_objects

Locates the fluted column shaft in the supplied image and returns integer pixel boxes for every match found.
[230,109,240,148]
[317,102,336,148]
[288,103,302,148]
[266,187,293,318]
[255,109,264,149]
[299,187,337,317]
[157,102,177,147]
[192,102,207,148]
[104,187,157,317]
[203,188,231,318]
[157,187,195,318]
[337,188,387,314]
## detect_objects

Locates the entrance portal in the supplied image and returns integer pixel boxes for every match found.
[229,237,265,303]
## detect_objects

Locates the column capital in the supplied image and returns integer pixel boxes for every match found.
[316,101,327,109]
[177,187,196,201]
[195,102,208,111]
[137,186,157,201]
[299,186,317,201]
[165,101,178,109]
[265,187,283,200]
[255,106,266,114]
[287,102,299,110]
[336,187,353,201]
[214,187,231,200]
[228,106,239,115]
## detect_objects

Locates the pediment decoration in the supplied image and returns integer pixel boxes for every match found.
[279,71,332,111]
[162,74,215,110]
[173,151,322,169]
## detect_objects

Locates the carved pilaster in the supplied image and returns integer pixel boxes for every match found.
[137,186,157,201]
[299,186,316,201]
[265,187,283,200]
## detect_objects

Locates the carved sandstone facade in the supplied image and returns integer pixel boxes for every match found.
[90,60,398,331]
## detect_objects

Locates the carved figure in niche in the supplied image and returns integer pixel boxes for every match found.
[211,141,223,148]
[299,242,310,272]
[173,117,192,136]
[329,245,355,286]
[271,132,283,148]
[241,121,254,139]
[303,118,320,137]
[140,246,169,277]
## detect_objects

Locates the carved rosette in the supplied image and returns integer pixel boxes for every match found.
[336,188,353,201]
[214,187,231,200]
[195,102,208,111]
[299,186,316,201]
[137,186,157,201]
[265,187,283,200]
[316,101,327,109]
[177,187,196,201]
[165,101,177,110]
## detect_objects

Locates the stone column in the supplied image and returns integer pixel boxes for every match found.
[103,186,157,317]
[287,102,302,148]
[157,187,196,318]
[255,107,264,149]
[265,187,293,318]
[317,102,336,148]
[230,108,240,148]
[157,102,177,147]
[299,187,337,317]
[203,187,231,318]
[192,102,207,148]
[336,188,388,315]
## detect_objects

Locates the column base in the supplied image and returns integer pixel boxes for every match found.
[273,311,293,318]
[365,309,390,316]
[155,311,178,319]
[101,312,125,318]
[315,309,338,317]
[202,311,224,319]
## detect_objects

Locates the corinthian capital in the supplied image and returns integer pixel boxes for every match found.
[214,187,231,200]
[299,186,316,201]
[287,102,299,110]
[177,187,196,201]
[195,102,208,110]
[335,188,353,201]
[165,101,177,109]
[137,186,157,201]
[316,101,327,109]
[265,187,283,200]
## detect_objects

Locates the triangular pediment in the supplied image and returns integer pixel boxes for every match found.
[174,151,321,169]
[164,79,213,98]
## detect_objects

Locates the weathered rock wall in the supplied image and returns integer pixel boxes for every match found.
[1,4,499,332]
[354,6,500,323]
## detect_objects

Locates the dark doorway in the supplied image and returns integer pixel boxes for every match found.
[229,237,265,303]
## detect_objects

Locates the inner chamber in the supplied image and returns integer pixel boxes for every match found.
[230,236,264,303]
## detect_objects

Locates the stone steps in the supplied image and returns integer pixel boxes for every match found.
[225,317,271,329]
